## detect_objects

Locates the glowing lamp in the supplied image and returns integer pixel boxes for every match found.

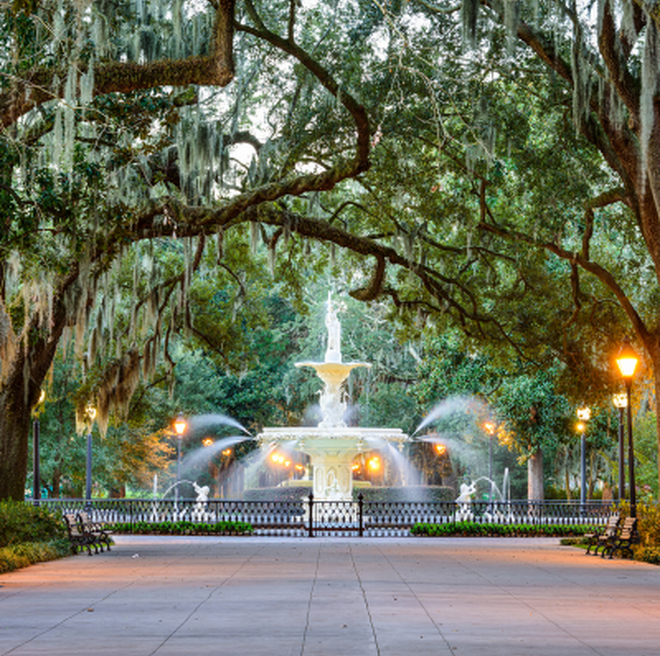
[576,407,591,421]
[174,413,187,437]
[616,338,639,379]
[612,393,628,409]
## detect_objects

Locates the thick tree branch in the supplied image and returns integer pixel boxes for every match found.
[478,220,652,347]
[599,0,640,120]
[0,0,235,129]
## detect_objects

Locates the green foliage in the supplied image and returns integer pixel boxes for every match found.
[632,414,659,501]
[0,501,65,548]
[410,521,595,538]
[635,503,660,551]
[0,502,69,573]
[633,547,660,565]
[0,539,71,574]
[494,368,572,458]
[111,520,253,535]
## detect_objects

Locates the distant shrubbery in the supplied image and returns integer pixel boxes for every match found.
[410,521,595,538]
[0,502,69,573]
[111,520,254,535]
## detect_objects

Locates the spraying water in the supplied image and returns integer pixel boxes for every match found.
[181,435,252,471]
[188,413,253,436]
[413,396,488,436]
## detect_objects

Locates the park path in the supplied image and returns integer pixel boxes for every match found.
[1,536,659,655]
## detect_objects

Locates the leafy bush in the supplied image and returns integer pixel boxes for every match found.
[0,501,66,548]
[633,546,660,564]
[0,539,71,574]
[635,503,660,549]
[111,520,254,535]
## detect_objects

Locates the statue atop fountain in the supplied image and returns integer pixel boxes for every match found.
[257,294,408,501]
[296,293,370,428]
[325,293,342,364]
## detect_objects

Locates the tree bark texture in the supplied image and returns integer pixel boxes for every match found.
[527,448,544,501]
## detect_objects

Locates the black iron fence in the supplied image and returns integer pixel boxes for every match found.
[39,496,616,538]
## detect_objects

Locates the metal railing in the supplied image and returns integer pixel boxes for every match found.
[39,495,616,538]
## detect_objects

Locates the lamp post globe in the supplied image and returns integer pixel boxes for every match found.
[612,393,628,503]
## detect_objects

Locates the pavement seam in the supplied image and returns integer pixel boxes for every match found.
[298,541,322,656]
[372,544,457,654]
[1,577,139,655]
[422,546,607,655]
[348,543,382,656]
[147,543,266,655]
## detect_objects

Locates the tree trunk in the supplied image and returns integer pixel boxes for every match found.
[527,448,544,501]
[51,465,62,499]
[0,293,69,500]
[0,386,32,500]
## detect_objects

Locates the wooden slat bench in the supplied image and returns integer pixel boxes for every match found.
[584,514,620,556]
[77,512,113,552]
[63,512,113,555]
[602,516,639,559]
[63,513,95,556]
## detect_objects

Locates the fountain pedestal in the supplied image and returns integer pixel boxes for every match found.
[257,294,409,502]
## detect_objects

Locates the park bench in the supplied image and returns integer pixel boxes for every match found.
[602,516,639,559]
[78,512,113,552]
[63,513,96,556]
[63,512,113,556]
[584,514,620,556]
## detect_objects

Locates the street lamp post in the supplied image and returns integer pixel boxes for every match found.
[612,393,628,503]
[174,413,187,505]
[85,403,97,508]
[615,338,639,517]
[32,390,46,506]
[483,422,496,504]
[576,407,591,511]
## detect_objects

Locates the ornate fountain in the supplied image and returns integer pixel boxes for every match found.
[257,294,409,501]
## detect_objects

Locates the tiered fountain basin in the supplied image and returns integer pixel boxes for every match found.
[258,426,408,501]
[256,294,410,502]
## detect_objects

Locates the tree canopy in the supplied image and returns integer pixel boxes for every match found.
[2,0,660,499]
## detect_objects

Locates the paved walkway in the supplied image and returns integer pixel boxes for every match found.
[1,536,660,655]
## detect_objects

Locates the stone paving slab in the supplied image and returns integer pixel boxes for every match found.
[1,536,660,655]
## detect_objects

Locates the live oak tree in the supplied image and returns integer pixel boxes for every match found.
[3,0,660,502]
[0,0,375,499]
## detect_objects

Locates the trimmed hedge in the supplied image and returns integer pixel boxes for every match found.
[111,520,254,535]
[410,521,596,538]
